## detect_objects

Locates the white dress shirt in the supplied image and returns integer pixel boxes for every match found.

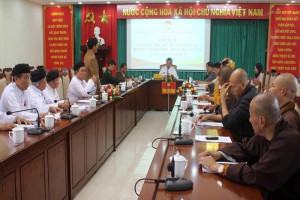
[159,66,178,79]
[67,76,96,102]
[45,83,59,102]
[0,111,16,124]
[27,85,58,114]
[0,82,38,121]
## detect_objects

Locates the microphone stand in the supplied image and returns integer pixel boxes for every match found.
[54,98,76,119]
[175,112,194,145]
[7,108,45,135]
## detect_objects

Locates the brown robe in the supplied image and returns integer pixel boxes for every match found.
[216,92,236,115]
[280,101,300,133]
[84,50,99,83]
[219,119,300,200]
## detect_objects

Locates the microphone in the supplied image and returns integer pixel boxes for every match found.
[175,112,194,145]
[54,98,76,119]
[7,108,45,135]
[165,146,193,191]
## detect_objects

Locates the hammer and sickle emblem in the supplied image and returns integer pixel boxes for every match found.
[84,11,96,24]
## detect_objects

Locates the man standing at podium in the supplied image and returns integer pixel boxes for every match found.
[84,37,101,88]
[159,58,178,79]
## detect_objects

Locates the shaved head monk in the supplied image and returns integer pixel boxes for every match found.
[198,93,300,200]
[269,73,300,132]
[220,68,258,142]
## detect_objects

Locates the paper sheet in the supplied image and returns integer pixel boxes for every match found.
[192,101,211,106]
[15,124,36,129]
[195,135,232,143]
[202,162,238,173]
[192,109,210,114]
[77,100,90,103]
[197,122,224,127]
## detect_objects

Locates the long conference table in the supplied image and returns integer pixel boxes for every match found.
[138,96,264,199]
[0,79,263,200]
[0,79,182,200]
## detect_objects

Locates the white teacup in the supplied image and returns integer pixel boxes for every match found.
[9,127,24,144]
[89,97,97,108]
[186,95,193,105]
[121,84,126,91]
[169,151,188,178]
[102,92,108,101]
[186,90,191,95]
[44,113,55,129]
[181,119,194,135]
[180,101,187,110]
[71,104,80,115]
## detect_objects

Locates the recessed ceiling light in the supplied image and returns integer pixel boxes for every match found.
[196,0,200,2]
[286,3,290,5]
[107,1,111,4]
[291,0,295,3]
[78,2,82,4]
[50,2,54,5]
[166,0,169,3]
[136,1,139,3]
[227,0,231,2]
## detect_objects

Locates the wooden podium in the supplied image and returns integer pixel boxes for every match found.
[80,45,111,77]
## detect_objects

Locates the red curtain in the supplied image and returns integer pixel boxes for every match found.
[81,5,118,74]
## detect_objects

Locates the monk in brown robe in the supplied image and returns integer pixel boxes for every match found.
[269,73,300,133]
[198,93,300,200]
[196,66,236,122]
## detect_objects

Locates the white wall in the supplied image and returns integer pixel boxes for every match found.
[0,0,43,68]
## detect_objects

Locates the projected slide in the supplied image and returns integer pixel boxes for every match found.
[127,19,210,71]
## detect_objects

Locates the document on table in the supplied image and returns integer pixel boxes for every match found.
[202,162,238,173]
[192,100,211,106]
[15,124,36,129]
[195,135,232,143]
[192,109,210,114]
[197,122,224,127]
[77,100,90,103]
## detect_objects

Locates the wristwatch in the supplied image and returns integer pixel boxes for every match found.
[217,164,224,174]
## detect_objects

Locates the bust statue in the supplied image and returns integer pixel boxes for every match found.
[94,27,105,45]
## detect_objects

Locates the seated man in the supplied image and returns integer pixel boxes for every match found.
[159,58,178,79]
[203,62,216,82]
[0,64,43,121]
[269,73,300,132]
[28,69,61,114]
[115,63,130,82]
[196,67,236,122]
[67,61,97,102]
[45,69,68,110]
[197,62,221,103]
[0,111,31,130]
[102,59,120,85]
[221,68,258,142]
[198,93,300,200]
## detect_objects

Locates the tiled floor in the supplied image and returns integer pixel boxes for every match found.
[74,111,169,200]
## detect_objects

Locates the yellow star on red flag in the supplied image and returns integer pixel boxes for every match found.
[99,10,110,24]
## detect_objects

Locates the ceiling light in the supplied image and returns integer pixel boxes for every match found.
[196,0,200,2]
[286,3,290,5]
[57,5,60,8]
[291,0,295,3]
[78,2,82,4]
[107,1,111,4]
[50,2,54,5]
[227,0,231,2]
[136,1,139,3]
[166,0,169,3]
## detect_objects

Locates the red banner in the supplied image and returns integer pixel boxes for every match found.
[117,4,269,19]
[267,5,300,76]
[162,82,176,95]
[44,6,74,70]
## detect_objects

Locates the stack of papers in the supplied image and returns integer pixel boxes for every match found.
[15,124,36,129]
[192,101,211,106]
[197,122,224,127]
[195,135,232,143]
[192,109,210,114]
[77,100,90,103]
[202,161,238,173]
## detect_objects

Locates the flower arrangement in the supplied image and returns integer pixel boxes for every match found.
[176,81,196,95]
[101,84,120,99]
